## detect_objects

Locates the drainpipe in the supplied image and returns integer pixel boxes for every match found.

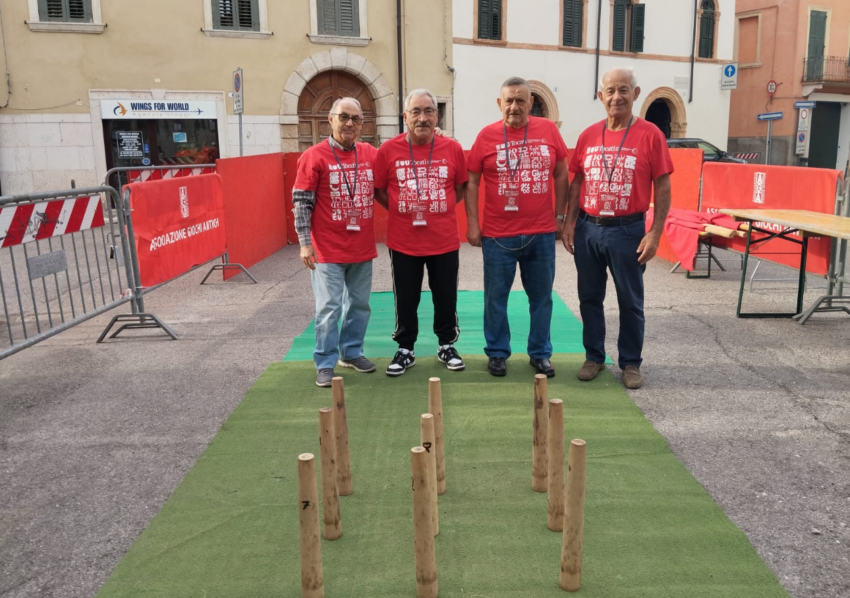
[689,0,697,103]
[396,0,404,133]
[594,0,602,100]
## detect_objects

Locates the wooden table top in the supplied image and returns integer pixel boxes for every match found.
[719,209,850,241]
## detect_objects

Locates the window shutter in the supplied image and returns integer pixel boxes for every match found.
[629,3,645,53]
[235,0,257,30]
[39,0,92,22]
[319,0,337,35]
[215,0,234,28]
[612,1,626,52]
[698,13,714,58]
[478,0,491,39]
[339,0,360,37]
[491,0,501,40]
[563,0,582,47]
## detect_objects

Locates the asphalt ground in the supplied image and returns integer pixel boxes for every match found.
[1,243,848,598]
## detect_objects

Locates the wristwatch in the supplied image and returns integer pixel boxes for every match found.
[556,214,568,221]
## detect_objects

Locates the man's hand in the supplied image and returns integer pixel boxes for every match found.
[636,231,661,264]
[561,223,575,255]
[435,127,445,137]
[300,245,316,270]
[467,223,483,247]
[555,218,565,241]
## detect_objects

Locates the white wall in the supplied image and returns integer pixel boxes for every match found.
[226,116,282,158]
[508,0,560,45]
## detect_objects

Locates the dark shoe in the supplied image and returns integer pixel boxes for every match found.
[316,368,335,387]
[488,356,507,377]
[437,344,465,371]
[529,357,555,378]
[386,349,415,377]
[577,360,605,381]
[338,355,377,373]
[622,365,644,389]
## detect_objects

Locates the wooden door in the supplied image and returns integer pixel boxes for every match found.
[297,70,377,150]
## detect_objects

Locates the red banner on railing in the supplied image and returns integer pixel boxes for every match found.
[701,163,842,276]
[129,174,227,287]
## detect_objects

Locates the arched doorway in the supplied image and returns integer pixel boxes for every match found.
[298,71,377,150]
[645,99,672,139]
[639,87,687,139]
[531,93,547,118]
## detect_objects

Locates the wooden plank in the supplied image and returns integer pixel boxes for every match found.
[719,209,850,241]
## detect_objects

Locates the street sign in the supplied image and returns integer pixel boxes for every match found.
[767,80,777,95]
[721,63,738,90]
[232,68,244,115]
[757,112,783,121]
[796,131,808,156]
[798,108,809,132]
[795,101,816,109]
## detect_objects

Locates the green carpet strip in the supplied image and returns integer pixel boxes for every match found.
[96,357,789,598]
[283,290,589,361]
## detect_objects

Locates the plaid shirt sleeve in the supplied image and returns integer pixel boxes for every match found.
[292,189,316,247]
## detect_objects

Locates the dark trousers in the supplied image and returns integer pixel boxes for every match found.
[573,215,646,369]
[389,248,460,351]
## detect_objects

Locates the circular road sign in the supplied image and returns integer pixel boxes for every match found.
[798,132,806,143]
[234,73,241,93]
[767,80,777,95]
[800,108,809,120]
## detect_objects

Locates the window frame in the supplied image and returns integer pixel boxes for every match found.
[26,0,104,33]
[609,0,644,54]
[203,0,271,39]
[309,0,370,46]
[474,0,507,46]
[804,6,831,63]
[734,10,762,68]
[560,0,588,49]
[696,0,720,61]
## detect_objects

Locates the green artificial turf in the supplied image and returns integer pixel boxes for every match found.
[283,290,592,361]
[96,356,790,598]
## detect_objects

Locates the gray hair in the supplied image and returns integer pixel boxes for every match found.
[330,96,363,114]
[598,67,638,91]
[501,76,532,93]
[404,88,438,111]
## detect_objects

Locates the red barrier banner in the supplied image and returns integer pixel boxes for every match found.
[701,163,842,276]
[129,174,227,287]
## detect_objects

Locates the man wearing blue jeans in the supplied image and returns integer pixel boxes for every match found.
[563,68,673,389]
[467,77,570,377]
[292,97,378,387]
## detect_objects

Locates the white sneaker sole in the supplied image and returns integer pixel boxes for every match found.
[437,356,465,371]
[386,360,415,377]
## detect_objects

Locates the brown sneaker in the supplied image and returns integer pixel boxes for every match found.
[577,360,605,381]
[622,366,644,389]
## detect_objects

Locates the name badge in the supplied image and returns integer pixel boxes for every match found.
[346,209,362,231]
[411,202,428,227]
[504,182,520,212]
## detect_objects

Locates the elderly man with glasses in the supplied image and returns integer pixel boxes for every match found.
[292,97,378,387]
[374,89,468,377]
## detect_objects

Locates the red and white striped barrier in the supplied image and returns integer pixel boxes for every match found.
[0,196,105,248]
[734,152,760,161]
[127,166,214,184]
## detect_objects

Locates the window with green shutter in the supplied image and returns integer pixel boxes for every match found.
[478,0,502,41]
[318,0,361,37]
[629,3,645,53]
[38,0,92,23]
[213,0,259,31]
[612,0,627,52]
[698,0,715,59]
[563,0,582,48]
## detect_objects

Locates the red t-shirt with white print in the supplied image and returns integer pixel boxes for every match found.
[569,117,674,217]
[374,133,468,257]
[467,116,568,238]
[293,139,378,264]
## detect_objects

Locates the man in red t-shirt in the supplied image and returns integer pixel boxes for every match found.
[564,68,673,390]
[292,97,378,387]
[374,89,468,376]
[467,77,570,378]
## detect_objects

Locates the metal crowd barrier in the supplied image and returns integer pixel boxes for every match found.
[0,186,135,360]
[104,164,216,191]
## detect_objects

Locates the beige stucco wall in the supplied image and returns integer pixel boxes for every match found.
[0,0,454,193]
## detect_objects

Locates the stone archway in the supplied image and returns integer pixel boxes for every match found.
[640,87,687,138]
[280,48,397,152]
[527,80,562,128]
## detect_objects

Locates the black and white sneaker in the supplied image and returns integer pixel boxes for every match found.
[386,349,415,377]
[437,344,465,371]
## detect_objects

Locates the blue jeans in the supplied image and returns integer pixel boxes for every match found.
[482,233,555,359]
[311,261,372,370]
[573,216,646,369]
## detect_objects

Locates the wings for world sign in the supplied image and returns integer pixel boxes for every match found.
[101,100,218,120]
[128,174,227,287]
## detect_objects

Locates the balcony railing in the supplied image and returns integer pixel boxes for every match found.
[803,56,850,83]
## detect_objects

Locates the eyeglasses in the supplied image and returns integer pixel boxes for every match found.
[331,113,363,125]
[407,108,438,118]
